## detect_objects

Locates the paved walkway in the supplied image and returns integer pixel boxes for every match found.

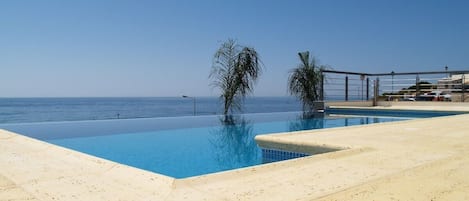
[1,107,469,200]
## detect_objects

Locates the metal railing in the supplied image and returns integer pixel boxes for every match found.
[321,69,469,103]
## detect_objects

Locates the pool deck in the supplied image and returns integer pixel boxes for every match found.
[2,105,469,200]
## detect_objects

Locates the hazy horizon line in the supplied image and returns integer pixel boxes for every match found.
[0,96,297,99]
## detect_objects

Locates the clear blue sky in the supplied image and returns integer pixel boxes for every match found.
[1,0,468,97]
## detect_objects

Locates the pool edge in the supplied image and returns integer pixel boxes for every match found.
[2,107,469,200]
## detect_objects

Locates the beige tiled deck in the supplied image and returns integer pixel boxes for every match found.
[1,106,469,200]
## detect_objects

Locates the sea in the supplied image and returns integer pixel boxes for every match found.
[0,97,303,124]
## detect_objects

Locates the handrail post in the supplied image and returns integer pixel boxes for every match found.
[416,75,420,97]
[462,74,466,102]
[320,70,324,101]
[373,78,379,106]
[391,71,395,95]
[345,76,349,101]
[366,77,370,100]
[360,74,365,101]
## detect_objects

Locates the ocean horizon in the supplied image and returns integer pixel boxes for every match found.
[0,96,306,124]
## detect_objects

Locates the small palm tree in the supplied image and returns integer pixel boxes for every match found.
[288,51,325,113]
[210,39,263,115]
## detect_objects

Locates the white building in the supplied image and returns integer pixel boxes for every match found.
[437,74,469,91]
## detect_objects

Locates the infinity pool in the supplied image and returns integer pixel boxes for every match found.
[1,110,462,178]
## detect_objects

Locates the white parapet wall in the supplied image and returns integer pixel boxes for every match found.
[378,101,469,107]
[326,100,469,112]
[326,101,373,107]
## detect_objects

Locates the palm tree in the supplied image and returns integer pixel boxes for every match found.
[288,51,325,113]
[210,39,263,115]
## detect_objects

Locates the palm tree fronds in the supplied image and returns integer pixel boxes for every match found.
[210,39,263,115]
[288,51,326,113]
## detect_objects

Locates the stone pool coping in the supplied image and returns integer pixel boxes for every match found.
[1,106,469,200]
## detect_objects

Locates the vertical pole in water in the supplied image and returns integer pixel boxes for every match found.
[193,98,196,116]
[183,95,196,116]
[345,76,349,101]
[366,77,370,100]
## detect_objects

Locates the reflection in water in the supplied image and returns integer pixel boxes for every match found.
[373,117,380,123]
[209,115,259,170]
[347,117,382,127]
[289,112,325,132]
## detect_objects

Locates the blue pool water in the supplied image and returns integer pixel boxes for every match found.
[2,110,462,178]
[48,114,403,178]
